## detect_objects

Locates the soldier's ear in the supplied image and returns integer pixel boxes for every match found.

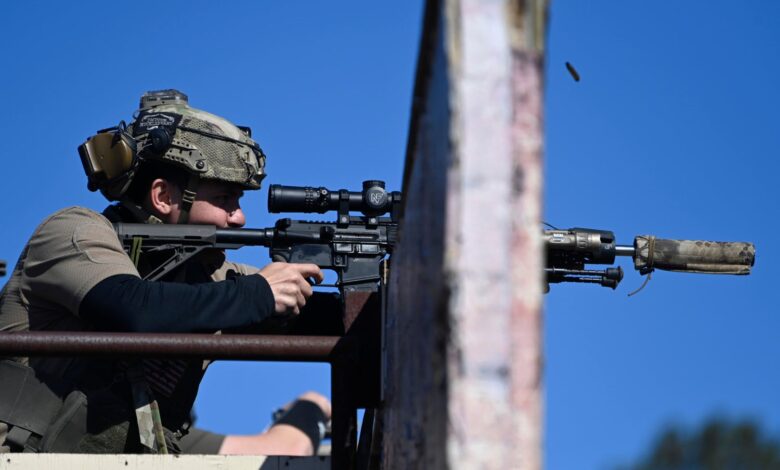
[148,178,181,219]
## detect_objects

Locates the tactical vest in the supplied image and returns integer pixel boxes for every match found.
[0,204,201,454]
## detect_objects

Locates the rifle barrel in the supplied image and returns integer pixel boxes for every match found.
[215,227,275,246]
[615,245,635,257]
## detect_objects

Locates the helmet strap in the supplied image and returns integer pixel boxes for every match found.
[176,174,200,224]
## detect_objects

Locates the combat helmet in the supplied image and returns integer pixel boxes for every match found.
[78,89,266,222]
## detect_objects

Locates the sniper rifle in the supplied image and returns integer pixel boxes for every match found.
[112,181,755,296]
[113,180,401,296]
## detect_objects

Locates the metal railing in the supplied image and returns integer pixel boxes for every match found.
[0,329,370,470]
[0,332,340,361]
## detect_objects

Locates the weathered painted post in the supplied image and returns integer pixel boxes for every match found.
[383,0,547,468]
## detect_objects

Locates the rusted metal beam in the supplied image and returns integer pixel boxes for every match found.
[0,332,341,362]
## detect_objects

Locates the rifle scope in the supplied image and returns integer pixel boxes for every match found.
[268,180,401,217]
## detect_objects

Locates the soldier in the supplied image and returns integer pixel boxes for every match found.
[0,90,330,455]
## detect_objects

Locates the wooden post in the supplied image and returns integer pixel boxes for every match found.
[382,0,547,468]
[331,290,382,469]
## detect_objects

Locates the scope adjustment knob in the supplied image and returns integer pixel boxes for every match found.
[362,180,388,212]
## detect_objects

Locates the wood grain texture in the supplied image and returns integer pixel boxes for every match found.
[383,0,546,468]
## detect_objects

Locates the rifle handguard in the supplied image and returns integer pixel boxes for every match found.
[633,236,755,274]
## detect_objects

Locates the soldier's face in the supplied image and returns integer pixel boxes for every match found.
[173,180,246,228]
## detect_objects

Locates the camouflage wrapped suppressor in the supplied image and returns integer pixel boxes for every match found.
[633,236,755,274]
[544,227,755,291]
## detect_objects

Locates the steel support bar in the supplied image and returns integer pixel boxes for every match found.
[0,332,341,362]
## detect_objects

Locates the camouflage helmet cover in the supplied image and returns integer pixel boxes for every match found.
[128,100,266,190]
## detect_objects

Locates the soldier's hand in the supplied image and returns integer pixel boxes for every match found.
[258,262,324,315]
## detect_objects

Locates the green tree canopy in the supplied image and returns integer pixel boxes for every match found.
[618,419,780,470]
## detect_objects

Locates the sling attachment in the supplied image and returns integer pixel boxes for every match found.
[96,204,173,453]
[130,237,144,267]
[628,235,656,297]
[115,200,177,454]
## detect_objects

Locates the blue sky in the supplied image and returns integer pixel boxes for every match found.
[0,1,777,469]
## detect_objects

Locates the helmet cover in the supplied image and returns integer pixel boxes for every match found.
[129,103,266,190]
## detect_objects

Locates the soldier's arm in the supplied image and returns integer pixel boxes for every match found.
[79,273,276,333]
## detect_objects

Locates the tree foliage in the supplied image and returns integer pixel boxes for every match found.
[618,419,780,470]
